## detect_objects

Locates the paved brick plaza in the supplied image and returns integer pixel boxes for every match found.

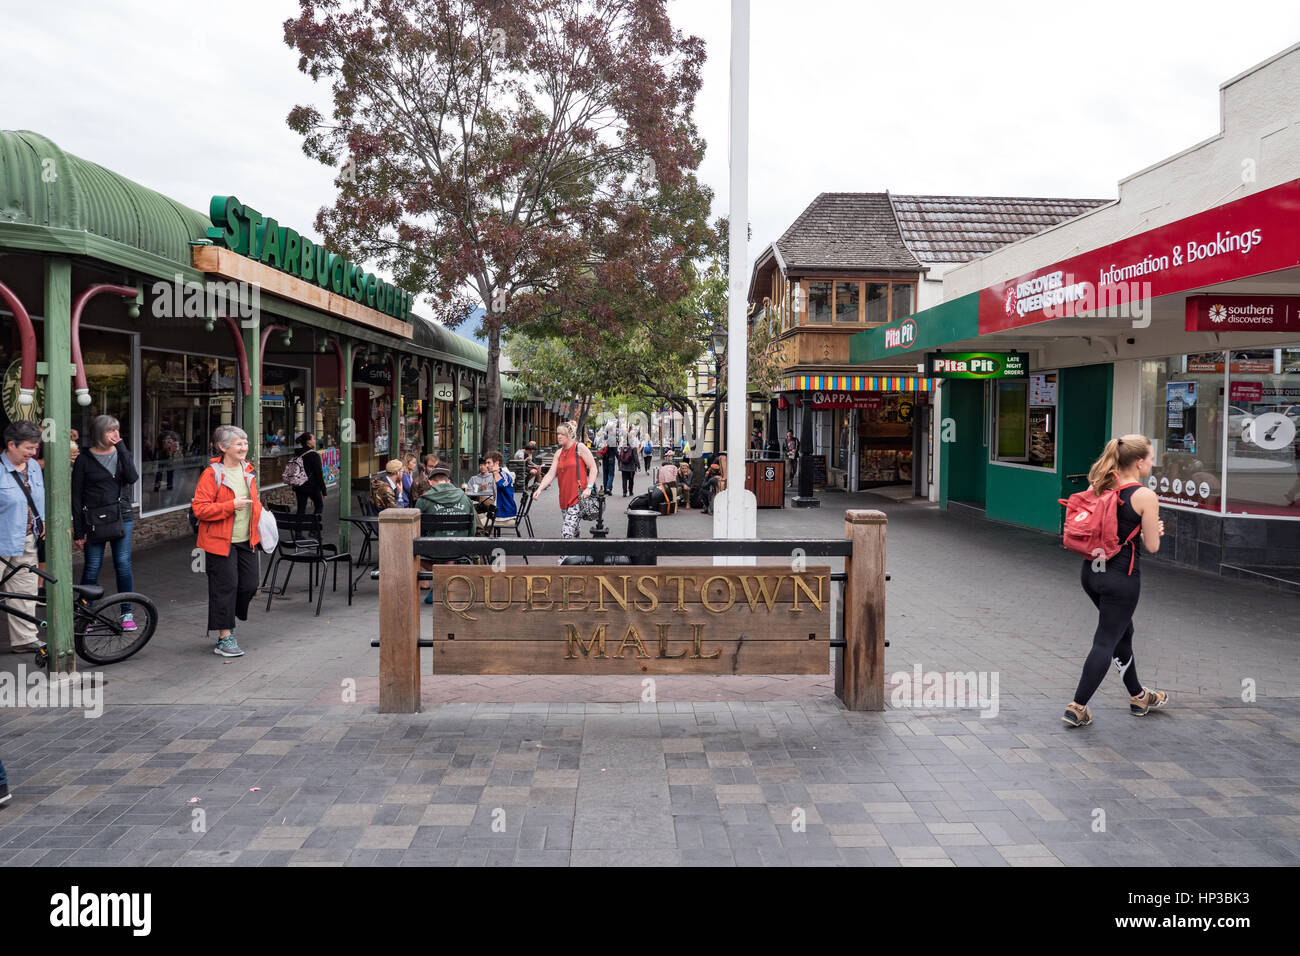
[3,470,1299,866]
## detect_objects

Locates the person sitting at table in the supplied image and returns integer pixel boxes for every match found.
[465,457,495,499]
[416,465,476,601]
[481,450,517,530]
[370,459,409,510]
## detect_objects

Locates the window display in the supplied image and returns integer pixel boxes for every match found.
[857,393,913,486]
[1224,347,1300,516]
[261,364,309,487]
[141,350,238,513]
[994,374,1056,468]
[1139,353,1224,511]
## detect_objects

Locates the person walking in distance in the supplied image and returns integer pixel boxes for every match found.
[289,432,326,516]
[1063,434,1169,728]
[533,421,598,541]
[642,434,654,475]
[192,425,263,658]
[0,421,46,654]
[618,439,638,496]
[72,414,140,629]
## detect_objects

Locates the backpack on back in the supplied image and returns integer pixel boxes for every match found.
[1058,482,1140,573]
[618,445,634,464]
[282,454,308,487]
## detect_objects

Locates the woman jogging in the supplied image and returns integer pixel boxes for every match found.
[532,421,597,539]
[1063,434,1169,728]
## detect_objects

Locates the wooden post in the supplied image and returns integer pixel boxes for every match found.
[842,509,887,711]
[378,507,421,713]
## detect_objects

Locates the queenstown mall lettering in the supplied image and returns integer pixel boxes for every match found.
[435,571,827,660]
[206,195,414,321]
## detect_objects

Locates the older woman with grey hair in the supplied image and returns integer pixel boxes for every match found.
[72,414,140,629]
[192,424,263,658]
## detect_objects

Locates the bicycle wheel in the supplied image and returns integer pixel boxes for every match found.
[74,592,158,665]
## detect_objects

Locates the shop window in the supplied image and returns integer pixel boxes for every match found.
[891,284,914,322]
[865,283,888,325]
[1223,347,1300,517]
[0,323,133,495]
[1139,353,1226,512]
[993,373,1056,468]
[835,282,859,323]
[808,281,832,324]
[261,364,309,486]
[140,350,238,514]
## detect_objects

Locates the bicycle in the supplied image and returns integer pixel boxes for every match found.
[0,554,158,667]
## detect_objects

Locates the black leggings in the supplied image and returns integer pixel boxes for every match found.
[294,487,323,515]
[1072,558,1145,705]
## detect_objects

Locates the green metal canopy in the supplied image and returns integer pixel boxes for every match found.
[0,130,210,267]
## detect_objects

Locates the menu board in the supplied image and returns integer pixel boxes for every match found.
[809,454,828,487]
[1029,373,1057,406]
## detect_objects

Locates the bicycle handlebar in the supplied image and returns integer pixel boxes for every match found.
[0,553,55,583]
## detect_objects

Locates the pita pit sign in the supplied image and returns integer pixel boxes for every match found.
[1185,295,1300,333]
[979,178,1300,334]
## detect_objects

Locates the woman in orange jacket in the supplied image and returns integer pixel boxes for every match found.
[192,425,263,657]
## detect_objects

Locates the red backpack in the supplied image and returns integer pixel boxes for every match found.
[1058,481,1141,574]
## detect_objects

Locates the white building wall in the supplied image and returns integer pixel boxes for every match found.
[944,43,1300,300]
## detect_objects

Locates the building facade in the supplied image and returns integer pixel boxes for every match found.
[852,43,1300,590]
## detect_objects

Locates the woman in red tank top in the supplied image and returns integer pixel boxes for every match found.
[533,421,599,540]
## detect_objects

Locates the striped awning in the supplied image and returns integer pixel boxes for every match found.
[782,374,933,392]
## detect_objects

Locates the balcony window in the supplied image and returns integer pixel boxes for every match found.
[835,282,859,323]
[865,283,888,325]
[808,281,832,324]
[891,284,914,322]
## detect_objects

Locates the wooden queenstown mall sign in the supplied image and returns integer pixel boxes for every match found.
[428,566,831,675]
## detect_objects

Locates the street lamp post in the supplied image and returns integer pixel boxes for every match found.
[710,321,727,456]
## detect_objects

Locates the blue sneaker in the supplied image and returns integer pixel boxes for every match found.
[214,636,244,657]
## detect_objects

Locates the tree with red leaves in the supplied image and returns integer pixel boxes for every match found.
[284,0,717,452]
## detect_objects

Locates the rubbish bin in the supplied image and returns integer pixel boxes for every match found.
[625,508,659,566]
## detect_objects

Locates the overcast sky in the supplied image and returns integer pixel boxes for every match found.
[3,0,1298,319]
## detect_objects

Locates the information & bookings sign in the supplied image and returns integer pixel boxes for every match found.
[979,178,1300,334]
[925,351,1027,379]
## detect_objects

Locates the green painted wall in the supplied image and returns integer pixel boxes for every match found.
[942,363,1114,533]
[985,463,1062,531]
[942,379,987,507]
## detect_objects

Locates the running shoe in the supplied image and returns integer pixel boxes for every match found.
[0,783,11,806]
[214,636,244,658]
[1130,687,1169,716]
[120,613,137,631]
[1062,703,1092,727]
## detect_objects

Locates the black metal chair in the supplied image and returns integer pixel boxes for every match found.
[420,513,479,564]
[491,490,534,563]
[264,512,353,616]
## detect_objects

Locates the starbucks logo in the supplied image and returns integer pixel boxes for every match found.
[2,360,43,422]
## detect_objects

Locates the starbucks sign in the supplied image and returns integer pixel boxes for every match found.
[2,360,43,422]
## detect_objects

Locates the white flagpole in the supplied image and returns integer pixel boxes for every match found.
[724,0,751,542]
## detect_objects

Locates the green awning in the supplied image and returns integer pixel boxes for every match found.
[849,292,980,364]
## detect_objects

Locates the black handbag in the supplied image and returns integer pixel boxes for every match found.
[84,504,125,544]
[82,454,126,543]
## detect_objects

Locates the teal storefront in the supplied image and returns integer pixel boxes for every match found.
[851,295,1114,535]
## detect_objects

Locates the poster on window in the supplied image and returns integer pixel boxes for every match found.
[319,446,341,488]
[1166,382,1197,454]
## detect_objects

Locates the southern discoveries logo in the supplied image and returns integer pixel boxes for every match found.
[1209,302,1277,326]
